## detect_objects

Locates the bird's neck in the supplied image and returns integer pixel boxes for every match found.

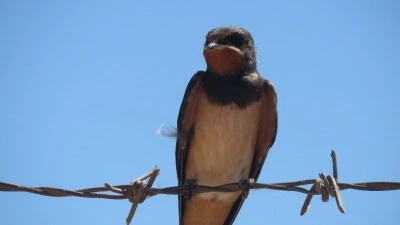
[202,72,263,108]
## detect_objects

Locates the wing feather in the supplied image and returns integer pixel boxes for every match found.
[175,71,205,225]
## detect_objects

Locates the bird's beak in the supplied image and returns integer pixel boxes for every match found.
[203,42,244,57]
[203,42,246,75]
[205,42,219,49]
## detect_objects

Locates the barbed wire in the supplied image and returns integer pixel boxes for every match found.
[1,150,399,225]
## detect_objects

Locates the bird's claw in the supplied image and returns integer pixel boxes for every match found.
[239,178,254,199]
[183,179,196,200]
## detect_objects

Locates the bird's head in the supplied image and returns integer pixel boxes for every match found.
[203,26,256,76]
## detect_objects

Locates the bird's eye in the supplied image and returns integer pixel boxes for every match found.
[227,34,244,48]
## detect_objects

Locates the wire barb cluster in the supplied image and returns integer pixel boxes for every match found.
[1,150,399,225]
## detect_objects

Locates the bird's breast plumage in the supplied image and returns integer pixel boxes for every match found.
[184,90,261,201]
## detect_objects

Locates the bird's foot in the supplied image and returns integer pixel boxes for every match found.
[239,178,255,199]
[183,179,196,200]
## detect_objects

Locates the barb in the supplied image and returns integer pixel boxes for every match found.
[1,151,399,225]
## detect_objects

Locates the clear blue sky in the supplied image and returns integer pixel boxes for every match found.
[1,1,399,224]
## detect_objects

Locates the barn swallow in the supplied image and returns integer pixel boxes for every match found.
[176,26,278,225]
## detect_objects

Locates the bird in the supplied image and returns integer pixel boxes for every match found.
[175,26,278,225]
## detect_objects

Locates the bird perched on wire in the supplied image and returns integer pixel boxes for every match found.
[176,25,278,225]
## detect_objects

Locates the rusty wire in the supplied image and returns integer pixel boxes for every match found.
[1,150,399,225]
